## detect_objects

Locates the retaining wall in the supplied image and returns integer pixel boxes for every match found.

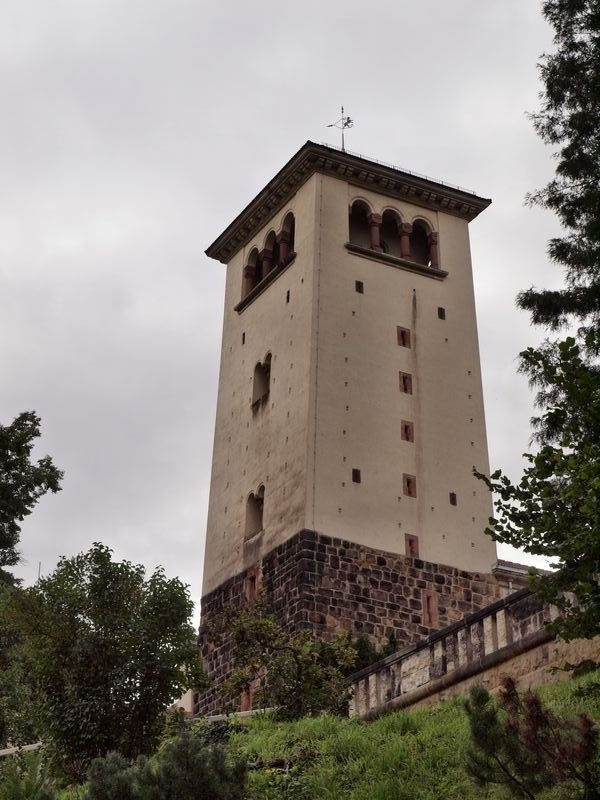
[349,588,600,718]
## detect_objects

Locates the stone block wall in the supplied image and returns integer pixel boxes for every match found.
[196,529,501,716]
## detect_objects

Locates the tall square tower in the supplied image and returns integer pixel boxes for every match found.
[199,142,500,713]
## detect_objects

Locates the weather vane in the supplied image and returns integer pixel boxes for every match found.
[327,105,354,152]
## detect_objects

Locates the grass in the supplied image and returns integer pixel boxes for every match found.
[227,672,600,800]
[6,672,600,799]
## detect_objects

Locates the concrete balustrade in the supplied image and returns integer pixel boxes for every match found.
[348,588,595,719]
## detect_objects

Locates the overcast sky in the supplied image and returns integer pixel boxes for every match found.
[2,1,561,615]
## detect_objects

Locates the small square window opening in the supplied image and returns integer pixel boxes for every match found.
[401,420,414,442]
[403,474,417,497]
[397,326,411,347]
[355,280,364,294]
[399,372,413,394]
[405,533,419,558]
[438,307,446,320]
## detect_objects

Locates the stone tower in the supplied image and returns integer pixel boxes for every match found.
[198,142,500,714]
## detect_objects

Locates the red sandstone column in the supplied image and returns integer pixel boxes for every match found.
[277,230,291,263]
[400,222,412,258]
[260,248,273,276]
[367,213,382,251]
[428,231,439,267]
[243,264,256,296]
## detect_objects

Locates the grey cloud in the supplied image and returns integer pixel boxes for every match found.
[2,1,558,603]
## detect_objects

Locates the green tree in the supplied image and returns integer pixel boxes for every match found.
[0,411,62,585]
[0,543,207,783]
[519,0,600,334]
[0,614,38,748]
[465,676,600,799]
[477,337,600,639]
[206,601,357,720]
[479,1,600,637]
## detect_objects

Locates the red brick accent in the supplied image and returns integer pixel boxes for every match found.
[422,589,439,627]
[428,231,439,268]
[277,230,291,262]
[405,534,419,557]
[367,213,383,251]
[399,222,412,258]
[259,248,273,276]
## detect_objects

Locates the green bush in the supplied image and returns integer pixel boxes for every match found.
[0,751,56,800]
[85,732,246,800]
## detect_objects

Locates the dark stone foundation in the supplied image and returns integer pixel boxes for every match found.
[196,529,501,716]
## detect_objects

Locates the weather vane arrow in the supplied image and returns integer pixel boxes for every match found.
[327,105,354,152]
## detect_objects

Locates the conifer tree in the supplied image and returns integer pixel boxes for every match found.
[465,676,600,800]
[479,0,600,639]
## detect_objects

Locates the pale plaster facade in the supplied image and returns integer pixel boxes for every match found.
[202,142,497,598]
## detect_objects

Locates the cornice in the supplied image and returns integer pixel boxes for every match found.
[205,141,492,265]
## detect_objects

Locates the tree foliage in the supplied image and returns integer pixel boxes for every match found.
[0,614,38,748]
[0,411,62,585]
[205,601,358,720]
[0,543,206,782]
[480,1,600,636]
[465,676,600,800]
[477,337,600,639]
[0,751,56,800]
[519,0,600,334]
[86,733,247,800]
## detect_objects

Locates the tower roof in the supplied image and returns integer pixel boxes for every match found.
[205,141,491,265]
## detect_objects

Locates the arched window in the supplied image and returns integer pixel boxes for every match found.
[380,210,403,258]
[283,213,295,251]
[278,212,295,263]
[263,231,277,277]
[252,353,271,409]
[245,485,264,539]
[243,248,261,298]
[348,201,371,249]
[410,221,431,266]
[240,215,297,304]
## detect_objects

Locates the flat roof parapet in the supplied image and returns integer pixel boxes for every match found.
[205,141,492,265]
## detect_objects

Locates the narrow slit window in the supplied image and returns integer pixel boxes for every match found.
[244,487,264,539]
[438,307,446,320]
[449,492,457,506]
[397,326,411,348]
[244,569,258,604]
[286,290,290,303]
[403,474,417,497]
[252,354,272,409]
[422,590,439,627]
[242,331,245,345]
[401,420,414,442]
[355,280,364,294]
[405,533,419,557]
[399,372,413,394]
[352,468,361,484]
